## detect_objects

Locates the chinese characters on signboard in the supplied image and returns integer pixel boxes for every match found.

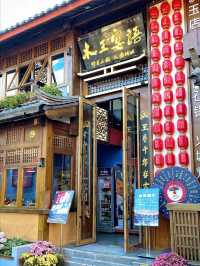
[78,13,146,71]
[187,0,200,31]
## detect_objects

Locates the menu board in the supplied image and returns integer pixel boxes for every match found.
[134,188,159,227]
[47,191,74,224]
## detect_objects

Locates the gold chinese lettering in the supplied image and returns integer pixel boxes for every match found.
[99,39,109,54]
[111,29,124,50]
[127,26,142,45]
[83,42,97,60]
[142,158,149,167]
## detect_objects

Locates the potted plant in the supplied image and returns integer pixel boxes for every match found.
[20,241,64,266]
[152,252,188,266]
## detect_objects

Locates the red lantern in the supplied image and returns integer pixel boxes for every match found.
[154,154,164,167]
[178,135,189,149]
[175,71,185,85]
[151,48,161,61]
[149,6,159,19]
[165,136,175,149]
[162,30,171,44]
[176,87,186,101]
[164,105,174,119]
[172,0,182,11]
[172,11,182,25]
[164,90,173,103]
[162,45,172,58]
[161,1,171,15]
[153,139,163,151]
[174,41,183,55]
[177,119,187,132]
[175,56,185,70]
[150,21,159,33]
[173,26,183,40]
[163,75,173,88]
[176,103,187,116]
[152,77,161,90]
[165,153,176,166]
[161,16,171,29]
[150,35,160,47]
[152,107,162,120]
[164,121,175,135]
[179,152,189,166]
[152,93,162,105]
[153,123,163,135]
[163,60,173,73]
[151,63,161,76]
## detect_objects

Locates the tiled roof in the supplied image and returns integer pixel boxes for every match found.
[0,0,73,35]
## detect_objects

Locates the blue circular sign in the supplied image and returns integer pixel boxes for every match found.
[151,167,200,219]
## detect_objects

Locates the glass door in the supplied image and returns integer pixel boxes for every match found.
[77,97,97,245]
[122,88,140,252]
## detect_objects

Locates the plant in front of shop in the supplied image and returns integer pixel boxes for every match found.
[152,252,188,266]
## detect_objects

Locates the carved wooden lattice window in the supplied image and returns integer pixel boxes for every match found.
[53,135,72,150]
[0,57,4,70]
[0,130,6,146]
[0,151,4,166]
[96,107,108,142]
[19,49,33,64]
[34,42,48,58]
[5,55,18,68]
[23,147,39,163]
[7,128,22,145]
[34,60,48,84]
[51,37,66,52]
[6,149,21,164]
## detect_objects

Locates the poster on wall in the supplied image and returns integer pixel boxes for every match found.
[134,188,159,227]
[47,191,74,224]
[78,13,146,71]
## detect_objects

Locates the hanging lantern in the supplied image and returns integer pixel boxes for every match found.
[154,154,164,167]
[149,6,159,19]
[164,90,173,103]
[150,35,160,47]
[177,119,187,132]
[179,152,189,166]
[172,0,182,11]
[174,41,183,55]
[161,1,171,15]
[164,121,175,135]
[176,103,187,116]
[173,26,183,40]
[172,11,182,25]
[161,16,171,29]
[162,30,171,44]
[165,136,175,150]
[152,107,162,120]
[153,123,163,135]
[151,63,161,76]
[150,21,159,33]
[152,77,161,90]
[163,75,173,88]
[164,105,174,119]
[176,87,186,101]
[153,138,163,151]
[152,93,162,105]
[151,48,161,61]
[163,60,173,73]
[165,153,176,166]
[175,71,185,85]
[178,135,189,149]
[175,56,185,70]
[162,45,172,58]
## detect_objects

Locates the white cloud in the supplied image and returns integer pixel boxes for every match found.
[0,0,65,30]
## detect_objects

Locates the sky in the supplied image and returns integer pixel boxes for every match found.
[0,0,65,30]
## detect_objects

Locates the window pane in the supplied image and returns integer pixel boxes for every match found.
[23,167,37,207]
[52,54,64,85]
[5,169,18,206]
[52,154,71,199]
[6,71,18,90]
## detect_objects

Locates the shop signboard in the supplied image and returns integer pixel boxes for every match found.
[47,190,74,224]
[134,188,159,227]
[78,13,146,71]
[186,0,200,31]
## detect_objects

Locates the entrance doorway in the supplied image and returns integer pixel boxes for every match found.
[76,88,141,252]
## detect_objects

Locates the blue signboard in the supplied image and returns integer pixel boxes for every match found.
[134,188,159,227]
[47,190,74,224]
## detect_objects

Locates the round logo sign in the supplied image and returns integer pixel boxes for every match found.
[151,167,200,219]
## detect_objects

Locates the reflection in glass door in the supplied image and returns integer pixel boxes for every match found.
[123,88,140,252]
